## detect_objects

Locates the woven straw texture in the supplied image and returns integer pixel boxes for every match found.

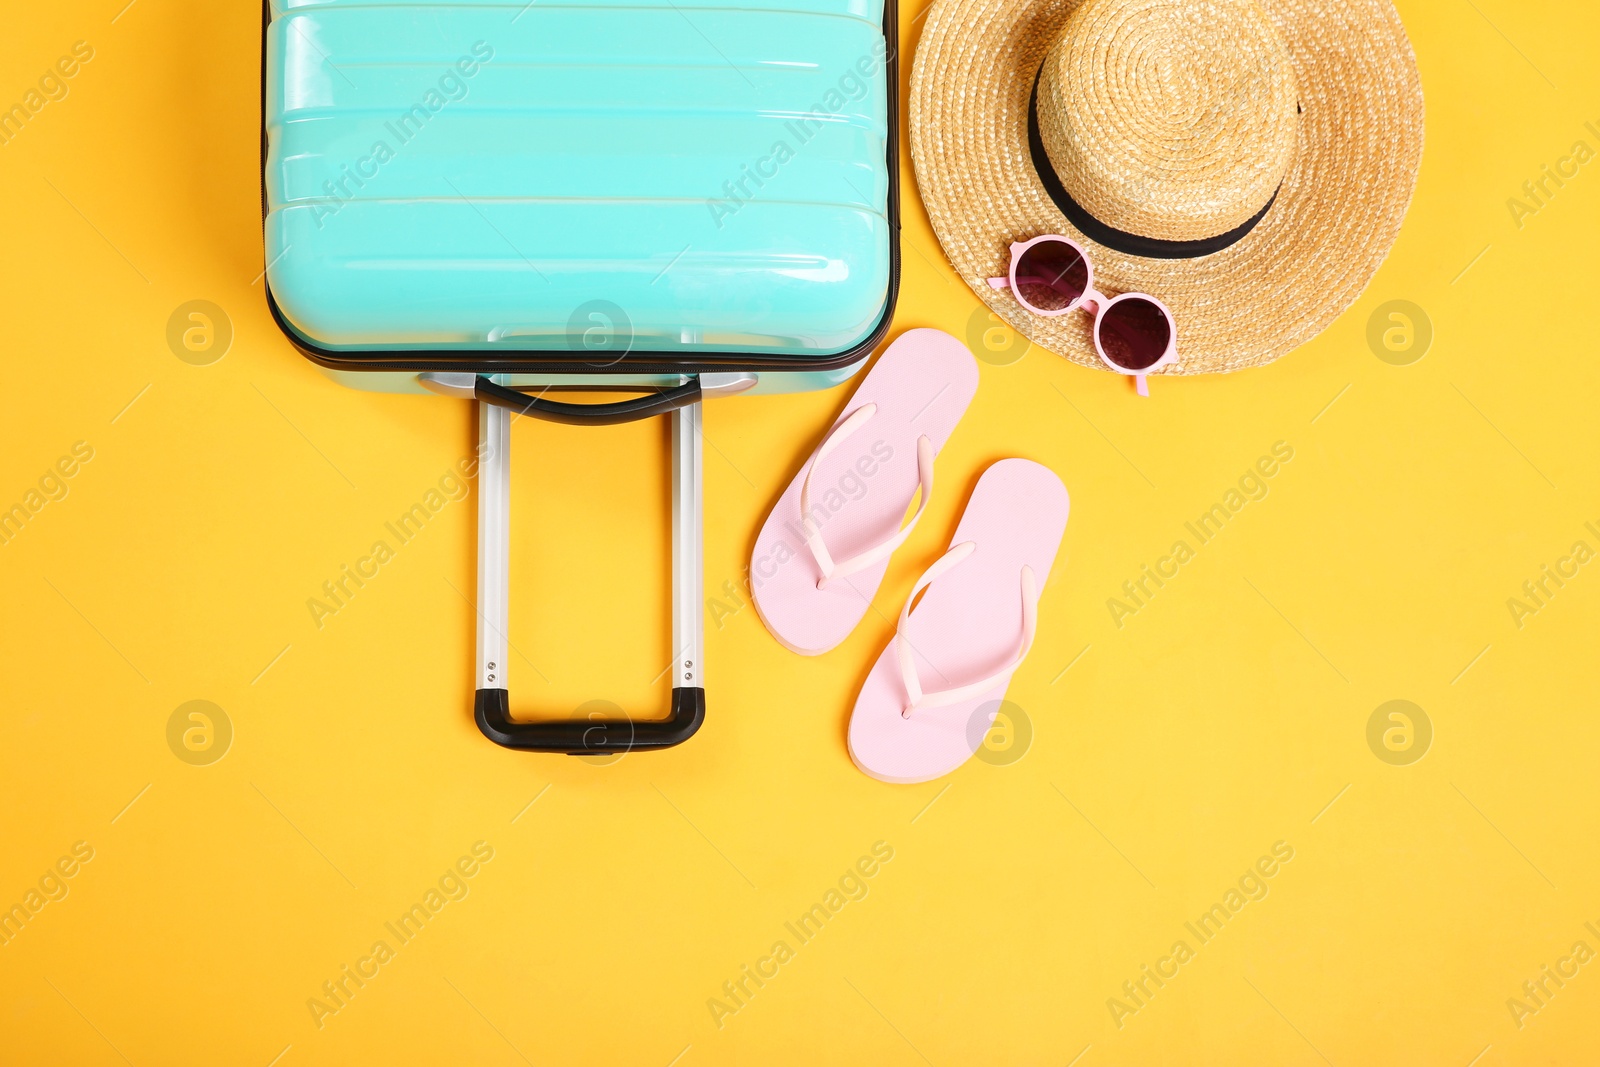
[910,0,1425,375]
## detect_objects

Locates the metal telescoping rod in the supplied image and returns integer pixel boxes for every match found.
[672,401,704,690]
[477,399,511,691]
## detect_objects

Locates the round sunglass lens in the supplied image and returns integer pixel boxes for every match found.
[1013,240,1088,312]
[1098,298,1173,370]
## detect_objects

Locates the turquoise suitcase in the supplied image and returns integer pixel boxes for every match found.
[261,0,900,753]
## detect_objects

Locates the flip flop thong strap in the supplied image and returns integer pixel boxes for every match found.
[800,405,936,590]
[895,545,1039,718]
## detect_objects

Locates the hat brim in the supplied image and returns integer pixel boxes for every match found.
[909,0,1425,375]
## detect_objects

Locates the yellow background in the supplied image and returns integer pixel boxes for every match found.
[3,1,1599,1064]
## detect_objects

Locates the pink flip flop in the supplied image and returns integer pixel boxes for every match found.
[848,459,1070,784]
[751,328,979,655]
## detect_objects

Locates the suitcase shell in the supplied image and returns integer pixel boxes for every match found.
[262,0,899,387]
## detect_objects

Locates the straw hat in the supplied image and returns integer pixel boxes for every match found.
[910,0,1425,375]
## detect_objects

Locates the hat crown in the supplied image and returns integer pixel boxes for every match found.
[1037,0,1299,243]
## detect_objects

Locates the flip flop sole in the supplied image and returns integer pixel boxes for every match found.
[751,328,979,655]
[849,459,1070,783]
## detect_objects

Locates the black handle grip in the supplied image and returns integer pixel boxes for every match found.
[475,688,705,754]
[474,376,702,426]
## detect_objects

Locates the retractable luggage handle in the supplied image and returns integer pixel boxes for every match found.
[421,372,754,754]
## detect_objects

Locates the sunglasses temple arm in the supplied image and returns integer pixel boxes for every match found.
[1135,374,1149,397]
[987,276,1010,290]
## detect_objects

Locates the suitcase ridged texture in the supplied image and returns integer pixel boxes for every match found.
[264,0,893,357]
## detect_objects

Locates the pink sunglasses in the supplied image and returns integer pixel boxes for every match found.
[989,235,1176,396]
